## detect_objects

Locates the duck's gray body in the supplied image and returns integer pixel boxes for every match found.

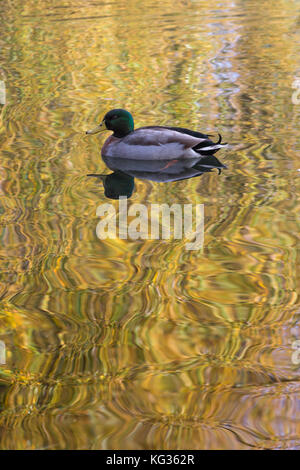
[101,126,226,161]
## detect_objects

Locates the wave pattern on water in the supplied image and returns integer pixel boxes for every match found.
[0,0,300,450]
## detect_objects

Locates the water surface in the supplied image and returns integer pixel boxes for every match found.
[0,0,299,449]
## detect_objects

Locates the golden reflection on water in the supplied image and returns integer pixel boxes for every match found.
[0,0,300,450]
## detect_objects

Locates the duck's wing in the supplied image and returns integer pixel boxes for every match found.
[158,126,210,139]
[159,126,228,155]
[125,126,226,156]
[127,126,208,148]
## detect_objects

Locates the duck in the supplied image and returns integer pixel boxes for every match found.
[86,109,227,175]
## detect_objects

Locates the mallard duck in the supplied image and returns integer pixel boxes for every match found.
[86,109,227,174]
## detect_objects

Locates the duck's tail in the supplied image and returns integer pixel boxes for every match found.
[193,133,227,155]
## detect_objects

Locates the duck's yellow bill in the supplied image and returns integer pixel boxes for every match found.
[86,120,107,135]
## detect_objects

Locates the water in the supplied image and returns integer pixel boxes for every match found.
[0,0,300,450]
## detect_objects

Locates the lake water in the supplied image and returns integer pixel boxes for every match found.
[0,0,299,450]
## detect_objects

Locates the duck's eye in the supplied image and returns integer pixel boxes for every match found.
[111,115,119,120]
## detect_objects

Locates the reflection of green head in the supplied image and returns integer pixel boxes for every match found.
[103,172,135,199]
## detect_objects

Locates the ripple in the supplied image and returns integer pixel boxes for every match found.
[0,0,300,450]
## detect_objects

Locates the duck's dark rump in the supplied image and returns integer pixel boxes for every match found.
[193,133,227,155]
[162,126,227,156]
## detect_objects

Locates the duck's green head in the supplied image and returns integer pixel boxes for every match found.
[86,109,134,138]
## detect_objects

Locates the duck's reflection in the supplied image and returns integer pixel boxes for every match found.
[88,154,226,199]
[87,171,135,199]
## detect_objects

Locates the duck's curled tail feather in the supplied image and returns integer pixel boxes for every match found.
[193,133,227,155]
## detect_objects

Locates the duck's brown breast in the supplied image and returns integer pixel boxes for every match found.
[101,135,119,156]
